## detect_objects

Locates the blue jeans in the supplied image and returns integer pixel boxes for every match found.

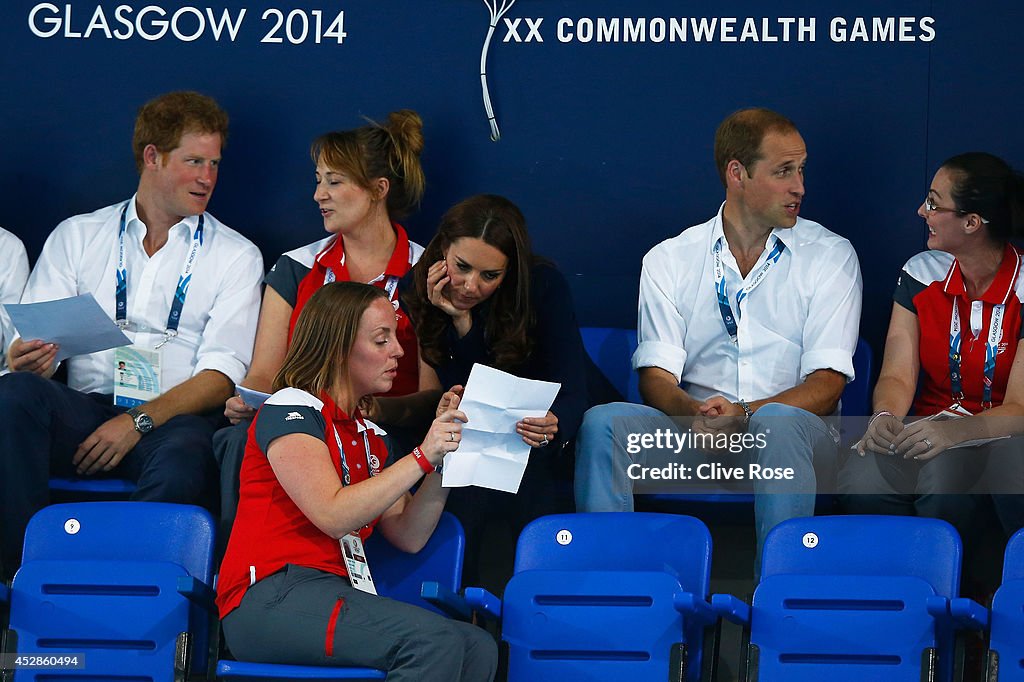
[574,401,837,565]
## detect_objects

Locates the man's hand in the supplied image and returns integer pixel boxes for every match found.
[73,413,142,475]
[694,396,747,440]
[8,338,59,376]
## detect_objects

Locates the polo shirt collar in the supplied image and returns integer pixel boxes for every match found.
[314,223,411,282]
[318,389,378,435]
[943,244,1022,304]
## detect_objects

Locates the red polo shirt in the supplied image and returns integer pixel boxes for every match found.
[216,388,388,619]
[895,245,1024,416]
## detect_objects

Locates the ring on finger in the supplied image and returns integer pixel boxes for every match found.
[539,437,549,447]
[449,432,455,442]
[922,438,933,449]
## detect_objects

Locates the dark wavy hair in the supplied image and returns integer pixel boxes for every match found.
[942,152,1024,243]
[406,194,535,369]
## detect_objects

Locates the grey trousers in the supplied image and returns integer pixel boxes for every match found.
[222,564,497,682]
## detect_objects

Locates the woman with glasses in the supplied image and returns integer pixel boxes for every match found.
[840,152,1024,540]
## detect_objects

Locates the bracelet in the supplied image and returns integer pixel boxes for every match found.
[867,411,895,428]
[735,399,753,425]
[411,446,435,475]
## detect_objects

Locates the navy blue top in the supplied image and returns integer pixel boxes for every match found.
[401,262,618,449]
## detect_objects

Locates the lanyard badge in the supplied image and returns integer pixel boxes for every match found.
[713,237,786,341]
[949,297,1004,410]
[115,202,204,347]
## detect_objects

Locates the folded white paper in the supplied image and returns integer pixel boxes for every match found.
[442,363,560,494]
[3,294,131,362]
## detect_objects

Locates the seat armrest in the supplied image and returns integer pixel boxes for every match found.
[674,591,716,626]
[420,581,472,621]
[711,593,750,626]
[177,576,215,609]
[463,587,502,619]
[950,597,989,630]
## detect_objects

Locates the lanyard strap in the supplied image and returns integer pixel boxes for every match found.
[713,237,786,339]
[331,424,378,486]
[949,297,1004,410]
[115,202,205,343]
[320,239,412,302]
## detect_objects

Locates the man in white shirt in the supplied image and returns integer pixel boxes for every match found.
[0,227,30,376]
[574,108,862,564]
[0,91,263,577]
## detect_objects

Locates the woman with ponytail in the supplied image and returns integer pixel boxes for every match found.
[842,152,1024,539]
[215,111,428,537]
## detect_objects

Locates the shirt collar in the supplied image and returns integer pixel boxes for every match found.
[318,389,372,432]
[125,194,202,239]
[313,223,411,281]
[709,201,793,254]
[943,244,1022,304]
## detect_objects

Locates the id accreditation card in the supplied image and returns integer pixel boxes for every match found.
[113,345,161,407]
[341,533,377,595]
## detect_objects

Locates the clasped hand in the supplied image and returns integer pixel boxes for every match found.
[856,413,954,461]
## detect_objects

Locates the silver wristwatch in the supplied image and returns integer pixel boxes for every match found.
[127,407,154,434]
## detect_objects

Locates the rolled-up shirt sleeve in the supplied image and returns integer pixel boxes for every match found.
[192,242,264,384]
[799,241,863,382]
[633,246,688,383]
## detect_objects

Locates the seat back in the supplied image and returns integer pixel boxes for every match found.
[515,513,711,584]
[755,515,963,682]
[7,502,215,681]
[761,515,961,595]
[840,338,874,418]
[363,511,464,615]
[506,513,712,682]
[579,326,641,404]
[985,527,1024,680]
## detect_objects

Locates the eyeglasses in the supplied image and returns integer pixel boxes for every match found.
[924,197,989,223]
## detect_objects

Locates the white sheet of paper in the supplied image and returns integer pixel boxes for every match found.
[3,294,131,362]
[237,386,271,409]
[442,363,560,493]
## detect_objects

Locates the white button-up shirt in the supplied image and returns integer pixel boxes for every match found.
[634,203,862,403]
[18,196,264,395]
[0,227,30,375]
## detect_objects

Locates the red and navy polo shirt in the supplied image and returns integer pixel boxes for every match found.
[216,387,389,619]
[895,244,1024,416]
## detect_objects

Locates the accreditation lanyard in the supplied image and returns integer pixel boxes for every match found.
[948,297,1004,410]
[115,203,205,348]
[713,237,786,340]
[330,423,379,487]
[319,240,412,304]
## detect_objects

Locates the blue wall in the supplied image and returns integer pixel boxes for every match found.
[3,0,1023,361]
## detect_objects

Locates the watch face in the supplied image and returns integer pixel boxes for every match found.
[133,411,154,433]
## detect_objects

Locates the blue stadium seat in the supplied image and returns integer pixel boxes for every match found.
[0,502,216,682]
[217,512,472,681]
[459,512,717,682]
[49,476,137,499]
[713,515,985,682]
[976,527,1024,680]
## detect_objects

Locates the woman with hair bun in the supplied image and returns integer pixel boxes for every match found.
[215,110,428,535]
[842,152,1024,539]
